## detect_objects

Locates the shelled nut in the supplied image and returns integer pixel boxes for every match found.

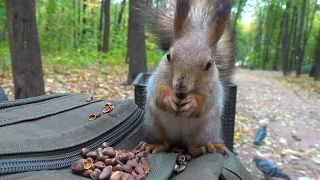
[88,114,97,121]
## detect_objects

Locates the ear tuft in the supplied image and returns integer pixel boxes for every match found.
[208,0,234,46]
[174,0,191,39]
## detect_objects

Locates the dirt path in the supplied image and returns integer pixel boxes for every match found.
[233,69,320,180]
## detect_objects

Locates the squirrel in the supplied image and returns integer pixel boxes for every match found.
[135,0,236,157]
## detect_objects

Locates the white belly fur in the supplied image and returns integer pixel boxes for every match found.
[155,104,222,145]
[157,111,198,144]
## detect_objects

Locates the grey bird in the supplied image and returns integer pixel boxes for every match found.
[253,124,267,145]
[253,157,291,180]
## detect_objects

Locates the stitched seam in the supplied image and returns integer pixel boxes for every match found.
[0,94,81,113]
[0,95,96,124]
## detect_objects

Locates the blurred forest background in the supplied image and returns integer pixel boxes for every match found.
[0,0,320,99]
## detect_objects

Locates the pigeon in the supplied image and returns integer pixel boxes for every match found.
[253,157,291,180]
[253,124,267,145]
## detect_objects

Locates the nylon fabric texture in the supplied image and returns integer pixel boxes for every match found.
[0,93,254,180]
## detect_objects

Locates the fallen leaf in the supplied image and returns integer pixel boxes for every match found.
[281,149,303,157]
[288,155,300,160]
[255,174,264,180]
[311,157,320,164]
[265,140,272,145]
[298,177,310,180]
[292,135,302,141]
[280,138,287,145]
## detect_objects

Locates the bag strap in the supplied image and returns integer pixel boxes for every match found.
[0,93,102,127]
[0,93,69,109]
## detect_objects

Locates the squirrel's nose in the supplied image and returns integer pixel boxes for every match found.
[175,76,187,92]
[177,76,185,84]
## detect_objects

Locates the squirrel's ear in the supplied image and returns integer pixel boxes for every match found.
[208,0,234,46]
[174,0,190,39]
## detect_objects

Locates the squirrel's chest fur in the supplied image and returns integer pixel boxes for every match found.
[142,72,224,145]
[157,111,200,144]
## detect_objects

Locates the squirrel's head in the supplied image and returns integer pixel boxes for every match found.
[165,0,233,94]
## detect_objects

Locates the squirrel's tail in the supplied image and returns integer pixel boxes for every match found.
[147,0,176,51]
[147,0,236,86]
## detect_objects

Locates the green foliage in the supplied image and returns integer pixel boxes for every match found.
[0,41,10,74]
[302,64,312,74]
[0,0,319,75]
[234,0,319,73]
[34,0,164,68]
[0,3,6,28]
[0,0,163,69]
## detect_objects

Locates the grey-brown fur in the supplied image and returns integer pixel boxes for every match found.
[138,0,236,155]
[148,0,236,88]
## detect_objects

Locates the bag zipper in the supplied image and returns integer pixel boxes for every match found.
[0,109,144,175]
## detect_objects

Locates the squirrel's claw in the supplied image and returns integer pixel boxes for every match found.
[179,99,197,117]
[134,141,170,154]
[206,141,229,158]
[179,96,192,105]
[187,145,207,157]
[134,141,147,151]
[146,143,170,153]
[187,142,229,157]
[164,95,179,113]
[171,94,180,105]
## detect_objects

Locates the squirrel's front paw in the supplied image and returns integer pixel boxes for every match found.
[178,94,204,118]
[134,141,170,154]
[162,94,179,113]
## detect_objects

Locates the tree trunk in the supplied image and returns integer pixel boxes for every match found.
[254,8,264,68]
[263,1,274,70]
[0,31,6,41]
[73,0,77,48]
[90,8,95,38]
[281,1,291,76]
[314,27,320,81]
[233,0,244,35]
[98,0,104,51]
[117,0,126,25]
[300,4,317,65]
[289,6,298,72]
[102,0,110,53]
[273,19,283,71]
[295,0,307,77]
[78,0,81,46]
[127,0,147,84]
[114,4,118,26]
[58,7,64,52]
[82,0,87,38]
[5,0,45,99]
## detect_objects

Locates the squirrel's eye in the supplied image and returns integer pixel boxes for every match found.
[204,62,212,71]
[167,53,171,62]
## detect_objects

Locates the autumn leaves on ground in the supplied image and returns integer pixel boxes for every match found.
[1,65,319,180]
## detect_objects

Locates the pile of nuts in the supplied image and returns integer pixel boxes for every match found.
[81,92,195,178]
[71,142,150,180]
